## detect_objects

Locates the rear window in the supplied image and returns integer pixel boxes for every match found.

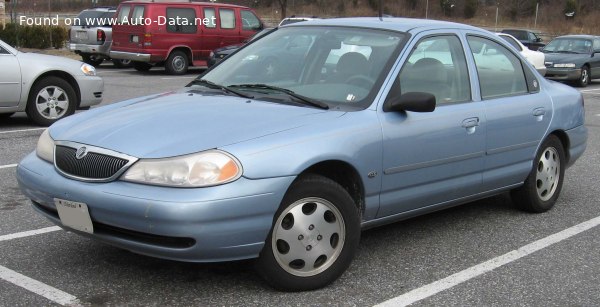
[75,10,115,27]
[166,8,197,33]
[117,5,131,25]
[219,9,235,29]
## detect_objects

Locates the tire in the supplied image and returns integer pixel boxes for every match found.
[112,59,132,68]
[255,174,360,291]
[26,76,76,126]
[165,51,189,75]
[511,135,565,213]
[133,61,153,72]
[81,54,103,67]
[576,66,590,87]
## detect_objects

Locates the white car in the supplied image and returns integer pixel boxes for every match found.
[0,39,104,126]
[497,32,546,76]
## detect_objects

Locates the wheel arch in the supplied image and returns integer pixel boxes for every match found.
[29,71,81,107]
[294,160,366,218]
[549,130,570,164]
[167,46,193,66]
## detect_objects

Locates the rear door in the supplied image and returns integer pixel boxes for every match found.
[240,10,262,39]
[0,46,21,107]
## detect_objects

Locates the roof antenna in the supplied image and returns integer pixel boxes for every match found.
[379,0,383,20]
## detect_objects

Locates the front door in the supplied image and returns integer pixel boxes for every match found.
[0,46,21,107]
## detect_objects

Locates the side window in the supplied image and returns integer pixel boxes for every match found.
[593,39,600,51]
[0,46,8,54]
[467,36,527,99]
[500,35,522,51]
[398,35,471,104]
[117,5,131,25]
[219,9,235,29]
[131,6,145,25]
[166,8,197,34]
[241,10,261,31]
[204,8,216,28]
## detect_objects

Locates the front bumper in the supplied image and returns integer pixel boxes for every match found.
[75,75,104,107]
[17,152,294,262]
[69,43,111,57]
[545,67,581,81]
[110,51,151,62]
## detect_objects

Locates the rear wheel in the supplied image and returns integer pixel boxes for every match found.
[511,135,565,213]
[81,54,103,67]
[112,59,132,68]
[26,76,76,126]
[576,66,590,87]
[255,174,360,291]
[165,51,189,75]
[133,61,153,72]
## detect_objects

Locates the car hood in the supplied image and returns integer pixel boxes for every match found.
[50,89,343,158]
[543,53,590,64]
[17,52,85,74]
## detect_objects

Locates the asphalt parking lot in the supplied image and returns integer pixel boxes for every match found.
[1,65,600,306]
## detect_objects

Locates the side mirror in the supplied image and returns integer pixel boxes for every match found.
[384,92,436,113]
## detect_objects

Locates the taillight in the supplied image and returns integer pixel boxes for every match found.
[143,33,152,46]
[97,29,106,42]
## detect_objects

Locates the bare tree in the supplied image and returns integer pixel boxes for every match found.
[277,0,287,19]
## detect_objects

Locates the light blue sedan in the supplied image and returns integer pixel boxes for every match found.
[17,18,587,291]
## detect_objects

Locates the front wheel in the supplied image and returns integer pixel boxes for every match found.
[576,66,590,87]
[165,51,189,75]
[26,77,76,126]
[255,174,360,291]
[511,135,565,213]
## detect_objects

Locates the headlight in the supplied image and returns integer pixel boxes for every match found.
[554,63,576,68]
[36,129,55,163]
[121,150,242,187]
[80,63,97,76]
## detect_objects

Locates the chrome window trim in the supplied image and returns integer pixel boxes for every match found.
[54,140,139,183]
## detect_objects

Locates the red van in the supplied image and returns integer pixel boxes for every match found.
[110,1,263,74]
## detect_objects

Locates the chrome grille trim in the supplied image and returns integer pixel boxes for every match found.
[54,140,138,183]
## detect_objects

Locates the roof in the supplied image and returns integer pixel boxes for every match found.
[290,17,485,34]
[553,34,598,39]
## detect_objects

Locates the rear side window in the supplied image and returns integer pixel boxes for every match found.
[204,8,216,28]
[131,6,145,25]
[467,36,527,99]
[219,9,235,29]
[117,5,131,25]
[241,10,261,30]
[166,8,197,34]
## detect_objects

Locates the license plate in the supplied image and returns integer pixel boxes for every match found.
[75,31,87,40]
[54,198,94,234]
[131,35,139,43]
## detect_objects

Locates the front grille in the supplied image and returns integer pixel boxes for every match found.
[55,145,129,180]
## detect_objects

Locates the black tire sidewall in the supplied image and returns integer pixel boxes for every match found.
[133,61,152,72]
[255,174,361,291]
[26,76,77,126]
[512,135,566,213]
[577,66,590,87]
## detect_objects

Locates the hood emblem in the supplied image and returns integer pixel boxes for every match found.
[75,146,88,160]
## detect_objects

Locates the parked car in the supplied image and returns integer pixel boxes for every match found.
[497,32,546,75]
[501,29,545,50]
[541,34,600,87]
[0,39,103,126]
[69,7,131,68]
[207,27,274,67]
[17,18,586,291]
[110,1,263,74]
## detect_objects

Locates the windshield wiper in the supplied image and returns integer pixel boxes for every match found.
[229,84,329,110]
[188,79,254,99]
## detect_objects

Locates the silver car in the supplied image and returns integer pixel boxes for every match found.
[69,7,130,68]
[0,39,104,126]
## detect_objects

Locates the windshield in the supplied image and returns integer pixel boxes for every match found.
[195,26,405,110]
[543,38,592,54]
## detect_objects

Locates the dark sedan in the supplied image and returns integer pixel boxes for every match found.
[207,28,274,67]
[542,34,600,87]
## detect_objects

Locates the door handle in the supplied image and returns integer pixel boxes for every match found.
[533,107,545,121]
[462,117,479,134]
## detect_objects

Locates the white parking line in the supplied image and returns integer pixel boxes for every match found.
[374,215,600,307]
[580,88,600,93]
[0,128,45,135]
[161,76,196,80]
[0,265,80,306]
[0,164,17,169]
[0,226,61,242]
